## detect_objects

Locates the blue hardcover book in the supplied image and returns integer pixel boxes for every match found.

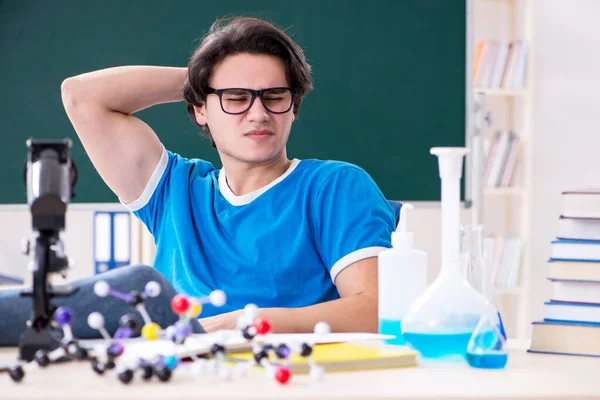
[550,239,600,262]
[529,320,600,357]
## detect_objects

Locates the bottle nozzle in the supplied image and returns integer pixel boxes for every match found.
[392,203,414,249]
[397,203,414,232]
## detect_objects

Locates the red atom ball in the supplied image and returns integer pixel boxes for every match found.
[253,317,272,335]
[275,366,291,384]
[171,295,190,314]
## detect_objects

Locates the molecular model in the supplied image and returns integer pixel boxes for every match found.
[7,305,89,382]
[90,280,227,384]
[6,280,330,387]
[231,305,331,384]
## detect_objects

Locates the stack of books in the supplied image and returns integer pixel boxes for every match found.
[529,189,600,357]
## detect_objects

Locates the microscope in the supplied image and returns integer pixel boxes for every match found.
[18,138,78,362]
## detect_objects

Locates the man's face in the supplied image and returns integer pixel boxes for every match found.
[194,53,295,164]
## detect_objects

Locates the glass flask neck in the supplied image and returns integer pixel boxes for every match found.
[460,224,485,293]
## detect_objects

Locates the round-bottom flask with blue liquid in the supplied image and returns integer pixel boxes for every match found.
[401,261,500,360]
[401,147,501,361]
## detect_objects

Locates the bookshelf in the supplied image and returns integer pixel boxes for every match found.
[475,88,527,97]
[472,0,535,339]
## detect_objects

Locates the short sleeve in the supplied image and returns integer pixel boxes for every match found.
[311,165,396,284]
[120,147,214,239]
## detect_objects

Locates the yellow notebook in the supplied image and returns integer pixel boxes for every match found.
[228,342,418,373]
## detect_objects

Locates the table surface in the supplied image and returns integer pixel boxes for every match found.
[1,339,600,400]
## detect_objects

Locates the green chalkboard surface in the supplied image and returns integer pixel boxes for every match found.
[0,0,466,203]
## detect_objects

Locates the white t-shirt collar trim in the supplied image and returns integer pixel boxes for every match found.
[218,159,301,206]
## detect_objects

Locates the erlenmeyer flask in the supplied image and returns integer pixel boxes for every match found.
[466,315,508,369]
[482,237,507,341]
[401,147,500,360]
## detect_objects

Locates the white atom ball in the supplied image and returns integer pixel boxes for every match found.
[209,290,226,307]
[87,312,105,329]
[314,321,331,335]
[145,281,161,297]
[93,281,110,297]
[243,303,259,320]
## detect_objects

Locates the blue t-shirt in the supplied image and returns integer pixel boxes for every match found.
[124,148,396,317]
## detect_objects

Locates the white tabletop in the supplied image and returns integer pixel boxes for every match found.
[1,340,600,400]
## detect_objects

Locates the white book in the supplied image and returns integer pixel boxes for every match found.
[486,131,510,188]
[551,280,600,304]
[511,40,529,88]
[475,40,492,87]
[490,40,509,88]
[499,135,521,187]
[481,40,499,87]
[502,40,520,88]
[505,236,523,287]
[562,189,600,218]
[544,301,600,324]
[551,239,600,262]
[557,217,600,241]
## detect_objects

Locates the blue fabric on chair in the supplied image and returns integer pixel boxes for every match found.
[387,200,402,227]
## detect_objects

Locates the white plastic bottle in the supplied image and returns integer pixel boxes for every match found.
[378,204,428,345]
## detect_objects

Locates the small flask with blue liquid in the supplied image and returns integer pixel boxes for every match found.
[466,315,508,369]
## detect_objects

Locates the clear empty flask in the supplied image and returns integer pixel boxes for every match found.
[481,236,507,341]
[402,148,500,360]
[460,224,484,293]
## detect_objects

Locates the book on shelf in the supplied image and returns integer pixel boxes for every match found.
[483,130,521,188]
[473,39,529,89]
[530,189,600,357]
[485,234,523,289]
[562,189,600,218]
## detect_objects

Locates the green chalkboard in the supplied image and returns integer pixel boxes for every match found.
[0,0,466,203]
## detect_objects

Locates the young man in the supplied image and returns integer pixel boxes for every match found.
[60,17,396,334]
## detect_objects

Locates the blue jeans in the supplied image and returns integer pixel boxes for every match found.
[0,265,204,346]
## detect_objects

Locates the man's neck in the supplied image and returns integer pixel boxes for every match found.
[221,153,292,196]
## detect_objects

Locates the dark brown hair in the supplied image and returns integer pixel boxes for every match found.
[183,17,313,147]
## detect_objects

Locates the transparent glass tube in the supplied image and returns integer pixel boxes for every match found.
[460,224,484,294]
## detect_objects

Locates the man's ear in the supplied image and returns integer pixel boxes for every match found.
[193,105,207,126]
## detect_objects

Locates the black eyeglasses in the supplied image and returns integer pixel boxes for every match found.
[205,87,296,115]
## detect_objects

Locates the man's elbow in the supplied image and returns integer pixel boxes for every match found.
[61,76,88,111]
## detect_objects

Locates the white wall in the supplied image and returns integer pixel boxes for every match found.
[529,0,600,323]
[0,204,146,283]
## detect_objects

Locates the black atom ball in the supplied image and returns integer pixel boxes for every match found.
[118,369,134,384]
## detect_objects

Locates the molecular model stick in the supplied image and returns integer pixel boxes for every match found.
[7,305,94,382]
[230,304,331,384]
[91,279,227,384]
